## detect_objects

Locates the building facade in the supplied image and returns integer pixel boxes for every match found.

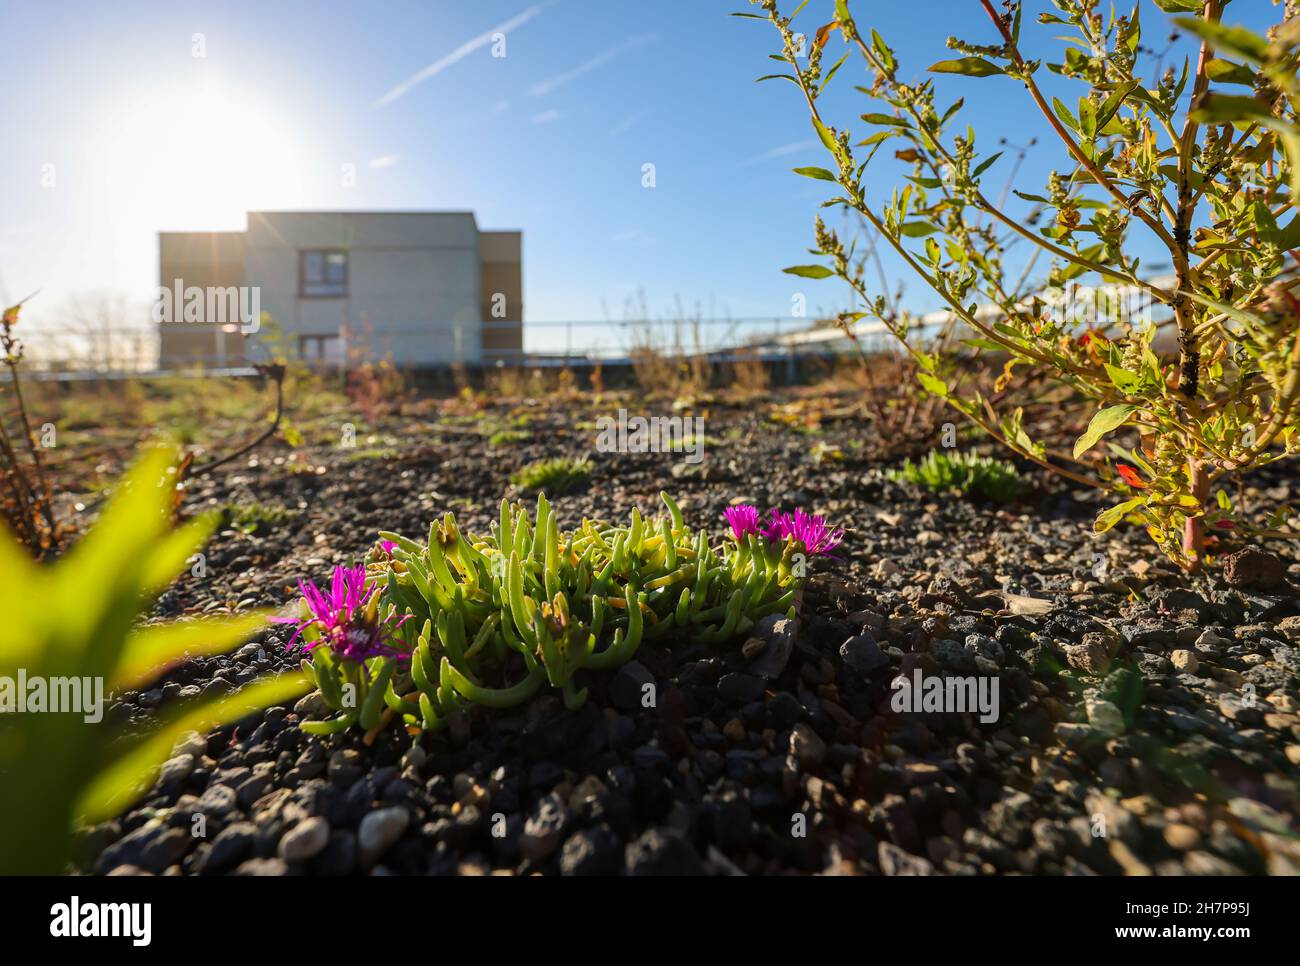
[158,211,522,368]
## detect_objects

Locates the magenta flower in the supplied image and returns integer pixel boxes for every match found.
[380,539,397,556]
[762,508,790,543]
[724,504,761,541]
[725,504,844,557]
[271,564,409,662]
[763,508,844,557]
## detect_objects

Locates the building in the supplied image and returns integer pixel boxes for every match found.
[157,211,522,368]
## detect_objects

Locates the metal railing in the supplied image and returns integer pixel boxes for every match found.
[6,316,906,381]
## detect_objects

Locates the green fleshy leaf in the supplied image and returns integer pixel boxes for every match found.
[783,264,836,279]
[1074,404,1138,459]
[916,371,949,397]
[1095,497,1147,534]
[792,166,837,181]
[928,57,1004,77]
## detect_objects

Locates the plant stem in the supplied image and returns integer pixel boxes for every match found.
[978,0,1181,256]
[1172,0,1222,401]
[1183,457,1209,573]
[846,27,1175,306]
[5,358,59,544]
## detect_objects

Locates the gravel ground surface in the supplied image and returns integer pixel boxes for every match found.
[80,394,1300,875]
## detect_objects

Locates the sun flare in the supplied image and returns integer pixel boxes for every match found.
[101,81,307,232]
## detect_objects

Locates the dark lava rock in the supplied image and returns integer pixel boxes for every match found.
[319,830,357,876]
[609,661,655,711]
[766,691,804,727]
[196,783,239,818]
[97,823,190,874]
[749,616,797,678]
[878,841,934,875]
[718,672,766,704]
[840,633,889,675]
[559,824,623,875]
[197,822,257,875]
[232,857,289,876]
[624,828,707,875]
[520,792,570,861]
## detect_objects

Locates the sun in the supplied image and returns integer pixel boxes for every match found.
[100,80,308,233]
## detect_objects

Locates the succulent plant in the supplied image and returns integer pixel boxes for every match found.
[488,429,531,448]
[290,492,825,735]
[510,457,592,494]
[889,449,1024,503]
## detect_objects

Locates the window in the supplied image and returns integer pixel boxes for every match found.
[298,334,344,364]
[299,250,348,297]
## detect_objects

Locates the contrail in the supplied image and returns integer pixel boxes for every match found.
[737,139,816,167]
[374,3,549,108]
[528,32,656,98]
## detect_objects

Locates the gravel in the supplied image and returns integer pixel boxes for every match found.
[80,394,1300,875]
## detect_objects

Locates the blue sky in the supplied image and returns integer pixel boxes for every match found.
[0,0,1280,344]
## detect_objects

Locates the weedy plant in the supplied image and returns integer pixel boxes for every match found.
[227,500,297,535]
[889,448,1026,503]
[511,456,593,494]
[744,0,1300,570]
[283,493,839,735]
[0,448,307,873]
[488,429,531,448]
[728,348,772,395]
[1,299,61,557]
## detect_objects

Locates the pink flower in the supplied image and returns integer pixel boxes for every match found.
[763,508,844,557]
[724,504,844,557]
[724,504,761,541]
[270,564,409,662]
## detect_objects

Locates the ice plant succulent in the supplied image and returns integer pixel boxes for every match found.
[273,564,409,663]
[888,450,1025,504]
[287,491,835,736]
[728,503,845,557]
[274,564,415,736]
[725,504,761,541]
[764,508,845,557]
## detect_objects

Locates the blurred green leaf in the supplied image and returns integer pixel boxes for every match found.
[112,612,272,690]
[1205,58,1256,85]
[139,513,217,594]
[78,672,308,824]
[916,370,949,397]
[0,448,310,873]
[1175,17,1270,63]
